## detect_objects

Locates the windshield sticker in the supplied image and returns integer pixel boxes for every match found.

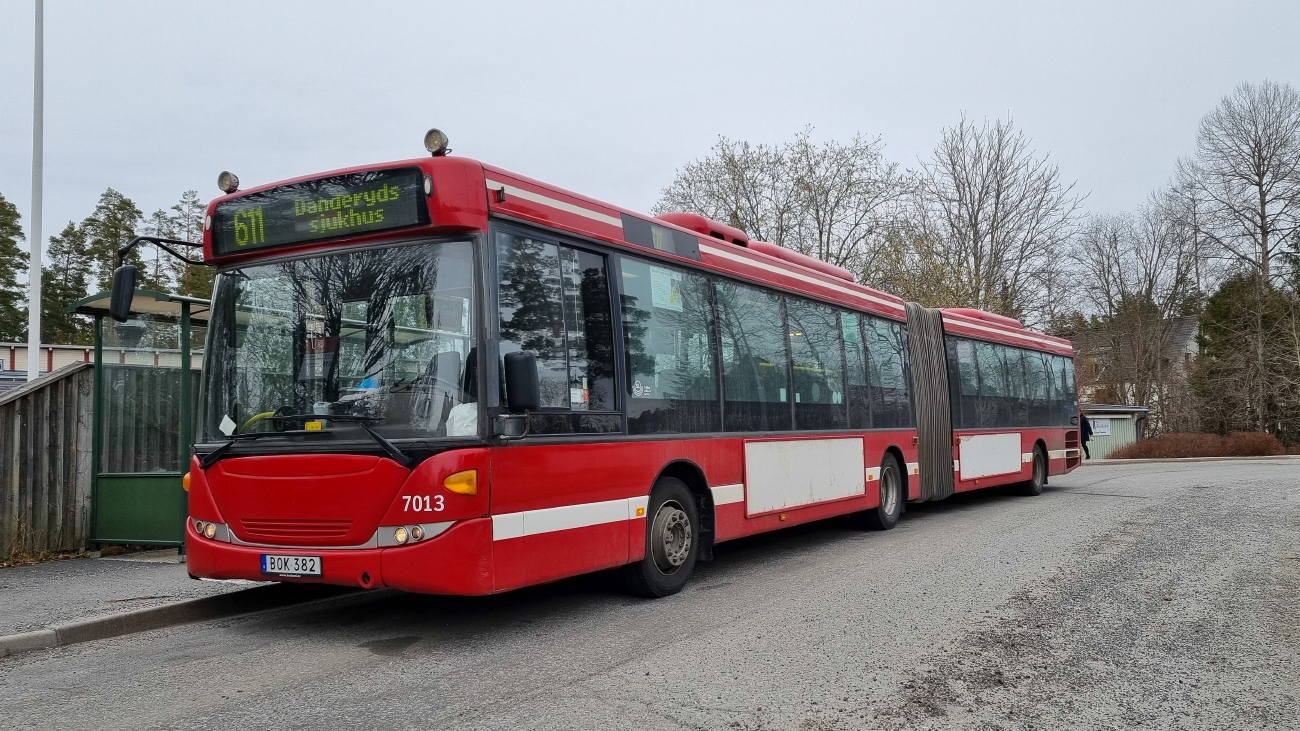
[219,415,237,436]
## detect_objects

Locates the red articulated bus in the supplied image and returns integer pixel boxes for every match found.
[183,133,1081,597]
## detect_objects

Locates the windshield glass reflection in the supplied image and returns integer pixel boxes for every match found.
[201,241,478,443]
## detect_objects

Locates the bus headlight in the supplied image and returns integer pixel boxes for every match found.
[393,526,409,545]
[204,522,217,539]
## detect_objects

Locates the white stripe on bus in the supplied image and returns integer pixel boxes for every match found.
[711,483,745,505]
[941,316,1072,351]
[486,179,624,228]
[492,497,633,541]
[699,242,906,312]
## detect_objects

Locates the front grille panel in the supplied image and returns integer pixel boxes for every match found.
[239,518,353,540]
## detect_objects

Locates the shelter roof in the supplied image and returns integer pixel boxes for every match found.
[69,289,211,323]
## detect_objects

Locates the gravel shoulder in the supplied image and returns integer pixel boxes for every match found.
[0,460,1296,730]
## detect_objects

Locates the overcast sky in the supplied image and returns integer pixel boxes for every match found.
[2,1,1299,261]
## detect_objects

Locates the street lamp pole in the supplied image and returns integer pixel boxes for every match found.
[26,0,44,381]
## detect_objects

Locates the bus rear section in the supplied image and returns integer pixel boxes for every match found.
[902,304,1081,502]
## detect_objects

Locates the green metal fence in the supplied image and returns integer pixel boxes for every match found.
[92,363,200,545]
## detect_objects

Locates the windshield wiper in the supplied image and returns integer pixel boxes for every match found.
[358,421,416,469]
[267,412,415,469]
[198,415,415,470]
[198,431,285,469]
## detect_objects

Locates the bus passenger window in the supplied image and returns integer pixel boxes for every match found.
[842,312,870,429]
[715,281,792,432]
[1006,348,1030,427]
[619,258,719,434]
[975,341,1008,429]
[947,336,978,429]
[866,317,909,429]
[1045,355,1065,427]
[786,298,846,430]
[1025,351,1051,426]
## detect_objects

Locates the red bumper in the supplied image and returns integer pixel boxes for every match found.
[185,517,495,595]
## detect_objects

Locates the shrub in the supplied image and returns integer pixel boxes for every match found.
[1108,432,1283,459]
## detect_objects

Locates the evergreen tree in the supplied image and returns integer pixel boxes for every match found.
[142,208,178,290]
[0,192,27,341]
[81,188,147,290]
[167,190,214,298]
[1192,273,1300,442]
[41,221,94,345]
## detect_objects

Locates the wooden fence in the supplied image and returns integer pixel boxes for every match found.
[0,362,94,559]
[0,362,201,558]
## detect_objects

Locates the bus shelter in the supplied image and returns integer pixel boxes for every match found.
[71,290,210,547]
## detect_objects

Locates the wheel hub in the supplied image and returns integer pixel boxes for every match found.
[881,469,898,514]
[650,501,691,573]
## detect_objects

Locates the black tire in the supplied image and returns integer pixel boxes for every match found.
[1018,446,1047,496]
[623,477,701,598]
[854,453,903,530]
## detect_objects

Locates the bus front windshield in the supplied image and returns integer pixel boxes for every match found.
[201,241,478,444]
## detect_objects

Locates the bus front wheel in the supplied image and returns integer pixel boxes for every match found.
[623,477,700,598]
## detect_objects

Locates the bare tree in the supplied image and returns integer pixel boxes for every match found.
[1186,80,1300,282]
[1182,80,1300,432]
[905,117,1083,327]
[654,129,909,275]
[1072,196,1202,432]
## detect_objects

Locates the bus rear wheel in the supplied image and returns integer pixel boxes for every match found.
[1018,446,1047,496]
[854,453,903,530]
[623,477,700,598]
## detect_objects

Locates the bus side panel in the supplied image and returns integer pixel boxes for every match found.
[951,427,1079,492]
[711,430,916,543]
[488,439,742,590]
[488,433,916,590]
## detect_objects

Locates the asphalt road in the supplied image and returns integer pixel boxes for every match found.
[2,460,1297,730]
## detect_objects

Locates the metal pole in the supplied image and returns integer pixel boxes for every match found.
[179,302,191,468]
[89,314,103,550]
[179,302,191,556]
[26,0,44,382]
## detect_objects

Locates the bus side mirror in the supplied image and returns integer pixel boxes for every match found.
[109,265,137,323]
[503,351,540,414]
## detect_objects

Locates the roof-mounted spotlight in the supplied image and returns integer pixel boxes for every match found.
[217,171,240,194]
[423,129,450,157]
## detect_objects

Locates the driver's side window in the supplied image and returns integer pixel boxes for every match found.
[495,231,618,434]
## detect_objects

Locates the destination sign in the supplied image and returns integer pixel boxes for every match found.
[211,167,428,255]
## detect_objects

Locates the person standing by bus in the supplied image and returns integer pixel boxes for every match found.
[1081,412,1093,459]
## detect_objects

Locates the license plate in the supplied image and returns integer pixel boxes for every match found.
[261,554,322,576]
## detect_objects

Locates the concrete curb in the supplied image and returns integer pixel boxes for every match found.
[0,583,356,659]
[1081,455,1300,466]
